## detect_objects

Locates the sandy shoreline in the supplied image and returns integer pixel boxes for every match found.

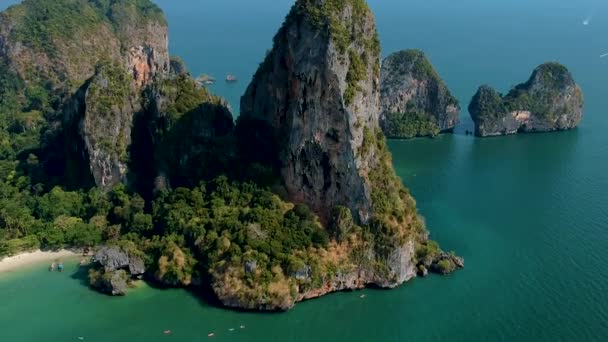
[0,250,80,273]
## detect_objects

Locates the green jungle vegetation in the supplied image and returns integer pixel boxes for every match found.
[0,0,450,307]
[470,62,577,121]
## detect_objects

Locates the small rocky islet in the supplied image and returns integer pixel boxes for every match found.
[0,0,583,312]
[469,62,584,137]
[379,54,583,139]
[379,49,460,138]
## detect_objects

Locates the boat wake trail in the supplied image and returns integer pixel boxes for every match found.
[583,15,592,26]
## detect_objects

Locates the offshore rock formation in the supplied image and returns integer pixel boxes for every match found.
[380,49,460,138]
[229,0,461,310]
[469,62,584,137]
[89,245,145,295]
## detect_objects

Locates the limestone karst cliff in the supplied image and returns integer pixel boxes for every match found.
[469,62,584,137]
[0,0,171,189]
[0,0,462,312]
[228,0,461,310]
[380,49,460,138]
[240,0,383,224]
[80,62,140,189]
[0,0,169,94]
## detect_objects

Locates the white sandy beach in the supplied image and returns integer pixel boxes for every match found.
[0,250,79,273]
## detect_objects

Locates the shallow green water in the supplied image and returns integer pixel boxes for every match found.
[2,0,608,341]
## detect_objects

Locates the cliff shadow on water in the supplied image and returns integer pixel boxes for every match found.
[70,262,95,287]
[388,134,459,183]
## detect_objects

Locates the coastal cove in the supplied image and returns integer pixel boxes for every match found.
[0,250,78,273]
[2,0,608,342]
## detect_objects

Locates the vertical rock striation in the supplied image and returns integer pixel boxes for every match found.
[380,49,460,138]
[0,0,169,98]
[80,62,139,189]
[240,0,383,224]
[229,0,460,310]
[469,62,584,137]
[0,0,171,189]
[0,0,462,310]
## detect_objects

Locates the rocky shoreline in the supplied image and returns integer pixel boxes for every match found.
[23,0,600,313]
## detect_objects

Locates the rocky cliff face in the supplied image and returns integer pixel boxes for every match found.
[225,0,461,311]
[0,0,170,189]
[80,62,140,189]
[0,0,461,312]
[469,62,583,137]
[380,49,460,138]
[0,0,169,95]
[89,245,145,295]
[240,0,382,224]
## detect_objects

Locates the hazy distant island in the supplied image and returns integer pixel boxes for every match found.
[469,62,584,137]
[0,0,464,311]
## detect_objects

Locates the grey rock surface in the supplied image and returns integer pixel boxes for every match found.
[380,49,460,138]
[469,62,584,137]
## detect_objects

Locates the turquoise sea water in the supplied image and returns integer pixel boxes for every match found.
[2,0,608,341]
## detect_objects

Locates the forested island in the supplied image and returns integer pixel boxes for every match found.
[379,49,460,138]
[0,0,462,311]
[469,63,584,137]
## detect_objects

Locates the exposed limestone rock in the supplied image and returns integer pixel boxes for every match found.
[380,49,460,138]
[220,0,461,311]
[90,269,130,296]
[92,245,145,276]
[89,245,145,295]
[0,0,463,311]
[0,0,170,189]
[469,62,584,137]
[244,260,257,274]
[239,0,382,224]
[169,56,189,76]
[80,62,139,189]
[429,252,465,274]
[0,0,169,98]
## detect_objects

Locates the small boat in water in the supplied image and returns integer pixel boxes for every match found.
[196,74,216,86]
[225,74,237,82]
[57,263,64,272]
[49,262,56,272]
